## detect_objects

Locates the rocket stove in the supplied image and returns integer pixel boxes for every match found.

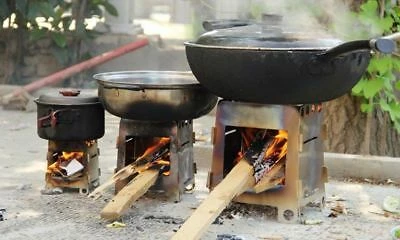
[94,71,218,207]
[115,119,195,202]
[208,100,327,222]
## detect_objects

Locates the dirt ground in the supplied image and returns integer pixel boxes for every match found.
[0,105,400,240]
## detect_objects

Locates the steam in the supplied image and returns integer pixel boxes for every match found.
[250,0,358,38]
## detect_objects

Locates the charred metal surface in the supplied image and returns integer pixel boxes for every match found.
[45,140,100,194]
[116,119,195,202]
[209,100,326,223]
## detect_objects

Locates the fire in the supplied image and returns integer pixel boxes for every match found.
[264,130,288,162]
[61,151,84,161]
[137,137,171,176]
[47,151,85,177]
[238,128,288,182]
[138,137,170,160]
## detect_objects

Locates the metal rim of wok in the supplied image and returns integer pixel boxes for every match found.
[94,71,203,90]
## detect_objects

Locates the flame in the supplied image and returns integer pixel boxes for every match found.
[47,151,84,176]
[61,151,84,161]
[238,128,288,165]
[138,137,170,159]
[136,137,171,176]
[264,130,288,162]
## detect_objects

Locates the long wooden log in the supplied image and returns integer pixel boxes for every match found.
[101,169,159,221]
[171,160,255,240]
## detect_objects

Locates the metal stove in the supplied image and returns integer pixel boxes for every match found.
[208,100,327,222]
[45,140,100,194]
[115,119,196,202]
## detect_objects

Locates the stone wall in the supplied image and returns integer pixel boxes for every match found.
[0,37,63,85]
[0,33,189,87]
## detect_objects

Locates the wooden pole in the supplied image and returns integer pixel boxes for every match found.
[171,160,255,240]
[100,169,159,221]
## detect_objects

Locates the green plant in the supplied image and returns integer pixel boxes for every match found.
[395,228,400,238]
[350,0,400,131]
[0,0,117,85]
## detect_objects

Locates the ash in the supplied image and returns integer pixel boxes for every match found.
[219,202,277,220]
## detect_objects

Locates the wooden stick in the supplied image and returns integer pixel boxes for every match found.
[100,169,159,221]
[88,164,148,199]
[252,160,285,193]
[171,160,255,240]
[89,138,170,199]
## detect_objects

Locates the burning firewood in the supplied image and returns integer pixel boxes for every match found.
[172,130,287,240]
[89,137,170,199]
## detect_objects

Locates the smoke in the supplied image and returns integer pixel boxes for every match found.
[247,0,374,39]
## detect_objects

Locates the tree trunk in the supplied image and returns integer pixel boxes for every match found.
[323,93,400,157]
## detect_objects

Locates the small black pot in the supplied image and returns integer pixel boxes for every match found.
[35,90,105,141]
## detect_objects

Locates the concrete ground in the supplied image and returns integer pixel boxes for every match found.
[0,96,399,240]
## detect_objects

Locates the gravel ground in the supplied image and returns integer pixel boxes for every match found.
[0,106,399,240]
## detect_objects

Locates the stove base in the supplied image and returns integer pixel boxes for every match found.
[45,140,100,195]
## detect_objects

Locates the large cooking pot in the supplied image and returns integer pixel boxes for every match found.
[94,71,218,121]
[35,90,105,141]
[185,17,399,104]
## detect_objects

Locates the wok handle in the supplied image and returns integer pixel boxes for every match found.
[202,20,253,31]
[319,38,396,60]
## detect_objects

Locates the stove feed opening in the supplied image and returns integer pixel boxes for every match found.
[223,126,287,192]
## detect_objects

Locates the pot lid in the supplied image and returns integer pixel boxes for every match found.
[35,89,100,105]
[94,71,201,89]
[191,17,343,50]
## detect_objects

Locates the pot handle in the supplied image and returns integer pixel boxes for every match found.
[37,109,79,128]
[202,19,253,31]
[319,33,399,60]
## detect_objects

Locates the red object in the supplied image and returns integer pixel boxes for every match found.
[12,37,149,97]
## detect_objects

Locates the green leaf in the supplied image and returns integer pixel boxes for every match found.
[377,17,394,32]
[363,78,385,98]
[30,28,47,41]
[27,2,41,20]
[51,32,67,48]
[367,56,392,74]
[361,102,373,112]
[16,0,28,15]
[0,1,10,19]
[102,1,118,16]
[379,99,391,111]
[395,81,400,90]
[389,102,400,118]
[38,2,56,18]
[352,78,367,95]
[360,0,378,17]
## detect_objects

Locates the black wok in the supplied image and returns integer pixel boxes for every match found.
[185,19,398,104]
